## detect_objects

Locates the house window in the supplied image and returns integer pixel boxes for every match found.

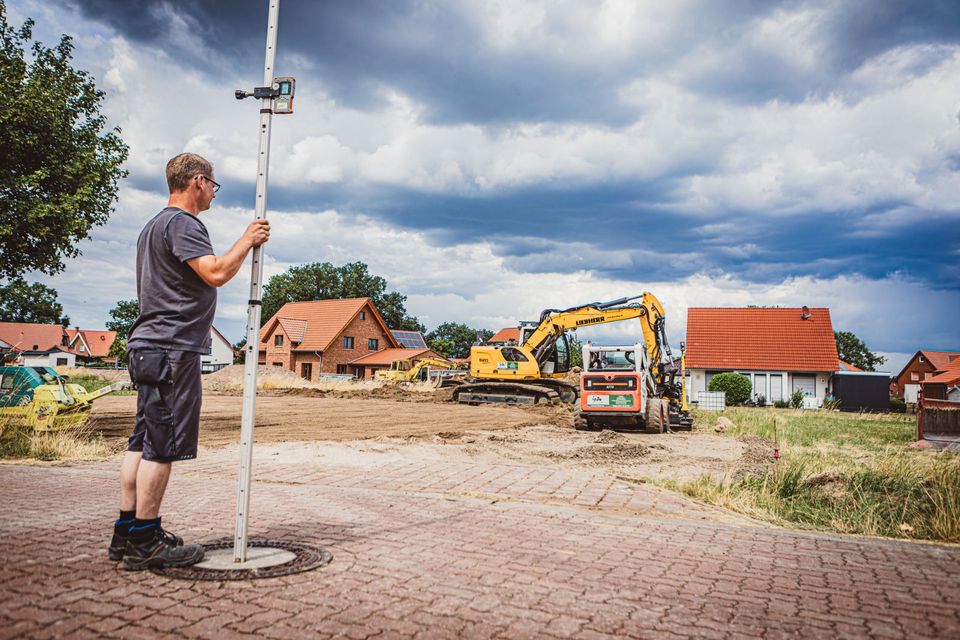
[272,362,283,367]
[359,311,366,320]
[275,335,284,347]
[368,338,378,350]
[301,363,312,381]
[911,372,919,381]
[56,358,68,366]
[336,364,349,374]
[78,345,85,353]
[343,337,354,349]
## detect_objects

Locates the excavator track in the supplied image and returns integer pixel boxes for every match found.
[453,381,562,405]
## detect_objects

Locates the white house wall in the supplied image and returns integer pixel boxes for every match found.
[687,368,829,406]
[204,332,236,367]
[23,353,76,368]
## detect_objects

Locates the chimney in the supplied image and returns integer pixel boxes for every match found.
[801,306,811,320]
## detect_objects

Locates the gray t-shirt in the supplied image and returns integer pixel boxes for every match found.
[128,207,217,354]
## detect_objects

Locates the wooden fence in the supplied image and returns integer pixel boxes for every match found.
[919,398,960,439]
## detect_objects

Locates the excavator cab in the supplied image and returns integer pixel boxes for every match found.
[540,333,572,375]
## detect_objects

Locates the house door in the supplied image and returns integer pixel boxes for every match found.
[792,374,816,397]
[301,363,312,381]
[751,373,767,401]
[769,374,783,402]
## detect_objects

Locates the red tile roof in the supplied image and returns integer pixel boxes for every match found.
[839,360,862,372]
[489,327,520,343]
[259,298,399,352]
[920,350,960,371]
[277,318,308,343]
[923,360,960,386]
[0,323,68,352]
[348,348,435,366]
[67,329,117,358]
[686,307,839,372]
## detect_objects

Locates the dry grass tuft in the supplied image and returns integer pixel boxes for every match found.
[671,407,960,543]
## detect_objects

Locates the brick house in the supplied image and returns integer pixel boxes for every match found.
[685,307,840,407]
[892,350,960,402]
[258,298,401,381]
[66,328,118,364]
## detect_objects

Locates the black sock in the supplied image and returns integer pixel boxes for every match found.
[129,517,161,544]
[115,510,136,529]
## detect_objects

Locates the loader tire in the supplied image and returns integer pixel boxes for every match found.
[573,407,591,431]
[646,398,667,434]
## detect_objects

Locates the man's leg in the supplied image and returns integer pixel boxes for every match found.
[135,459,172,518]
[119,451,142,511]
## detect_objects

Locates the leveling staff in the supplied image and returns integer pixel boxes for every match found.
[110,153,270,570]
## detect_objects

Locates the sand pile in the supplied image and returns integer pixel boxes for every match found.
[203,365,451,402]
[204,365,318,391]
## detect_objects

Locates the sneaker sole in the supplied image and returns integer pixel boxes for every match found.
[122,547,205,571]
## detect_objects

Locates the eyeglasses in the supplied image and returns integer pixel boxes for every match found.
[199,175,221,193]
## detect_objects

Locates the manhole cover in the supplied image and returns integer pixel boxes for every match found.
[152,539,332,581]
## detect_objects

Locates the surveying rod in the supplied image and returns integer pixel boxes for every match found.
[232,0,296,563]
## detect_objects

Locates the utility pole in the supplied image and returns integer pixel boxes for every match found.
[233,0,295,563]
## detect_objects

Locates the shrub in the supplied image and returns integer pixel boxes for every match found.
[889,398,906,413]
[708,372,752,405]
[790,389,805,409]
[773,400,790,408]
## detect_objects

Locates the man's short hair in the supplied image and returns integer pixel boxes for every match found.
[166,153,213,193]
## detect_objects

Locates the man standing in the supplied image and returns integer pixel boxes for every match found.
[110,153,270,570]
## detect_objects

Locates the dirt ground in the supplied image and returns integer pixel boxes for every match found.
[88,387,773,483]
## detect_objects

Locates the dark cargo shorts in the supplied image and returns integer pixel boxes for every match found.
[127,348,202,462]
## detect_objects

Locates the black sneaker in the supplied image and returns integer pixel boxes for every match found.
[109,526,184,561]
[122,530,204,571]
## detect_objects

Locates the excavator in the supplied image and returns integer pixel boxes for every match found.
[452,293,689,424]
[375,357,463,387]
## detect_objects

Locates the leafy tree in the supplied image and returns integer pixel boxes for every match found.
[426,322,493,359]
[708,372,752,405]
[106,299,139,341]
[107,337,128,366]
[0,4,128,281]
[233,338,246,364]
[260,261,423,330]
[0,278,69,325]
[568,333,583,369]
[834,330,886,372]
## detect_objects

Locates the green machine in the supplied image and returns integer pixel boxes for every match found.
[0,366,125,432]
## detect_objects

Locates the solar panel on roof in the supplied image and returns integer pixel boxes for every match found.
[392,330,427,349]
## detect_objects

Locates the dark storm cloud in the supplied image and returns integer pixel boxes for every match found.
[62,0,960,124]
[56,0,960,293]
[253,174,960,290]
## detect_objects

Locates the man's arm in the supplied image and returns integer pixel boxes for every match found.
[187,219,270,288]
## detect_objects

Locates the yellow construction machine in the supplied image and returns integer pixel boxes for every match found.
[0,366,126,432]
[375,357,460,386]
[452,293,689,423]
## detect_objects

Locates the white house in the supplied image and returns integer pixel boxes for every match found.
[203,326,237,373]
[685,307,840,407]
[20,346,77,368]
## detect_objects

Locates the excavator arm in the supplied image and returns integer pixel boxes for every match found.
[524,293,669,373]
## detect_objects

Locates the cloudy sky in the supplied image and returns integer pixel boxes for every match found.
[10,0,960,372]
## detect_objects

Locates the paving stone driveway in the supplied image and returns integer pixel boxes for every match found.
[1,451,958,639]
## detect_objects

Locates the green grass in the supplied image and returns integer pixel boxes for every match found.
[668,407,960,543]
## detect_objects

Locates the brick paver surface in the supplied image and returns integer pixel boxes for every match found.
[1,451,958,639]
